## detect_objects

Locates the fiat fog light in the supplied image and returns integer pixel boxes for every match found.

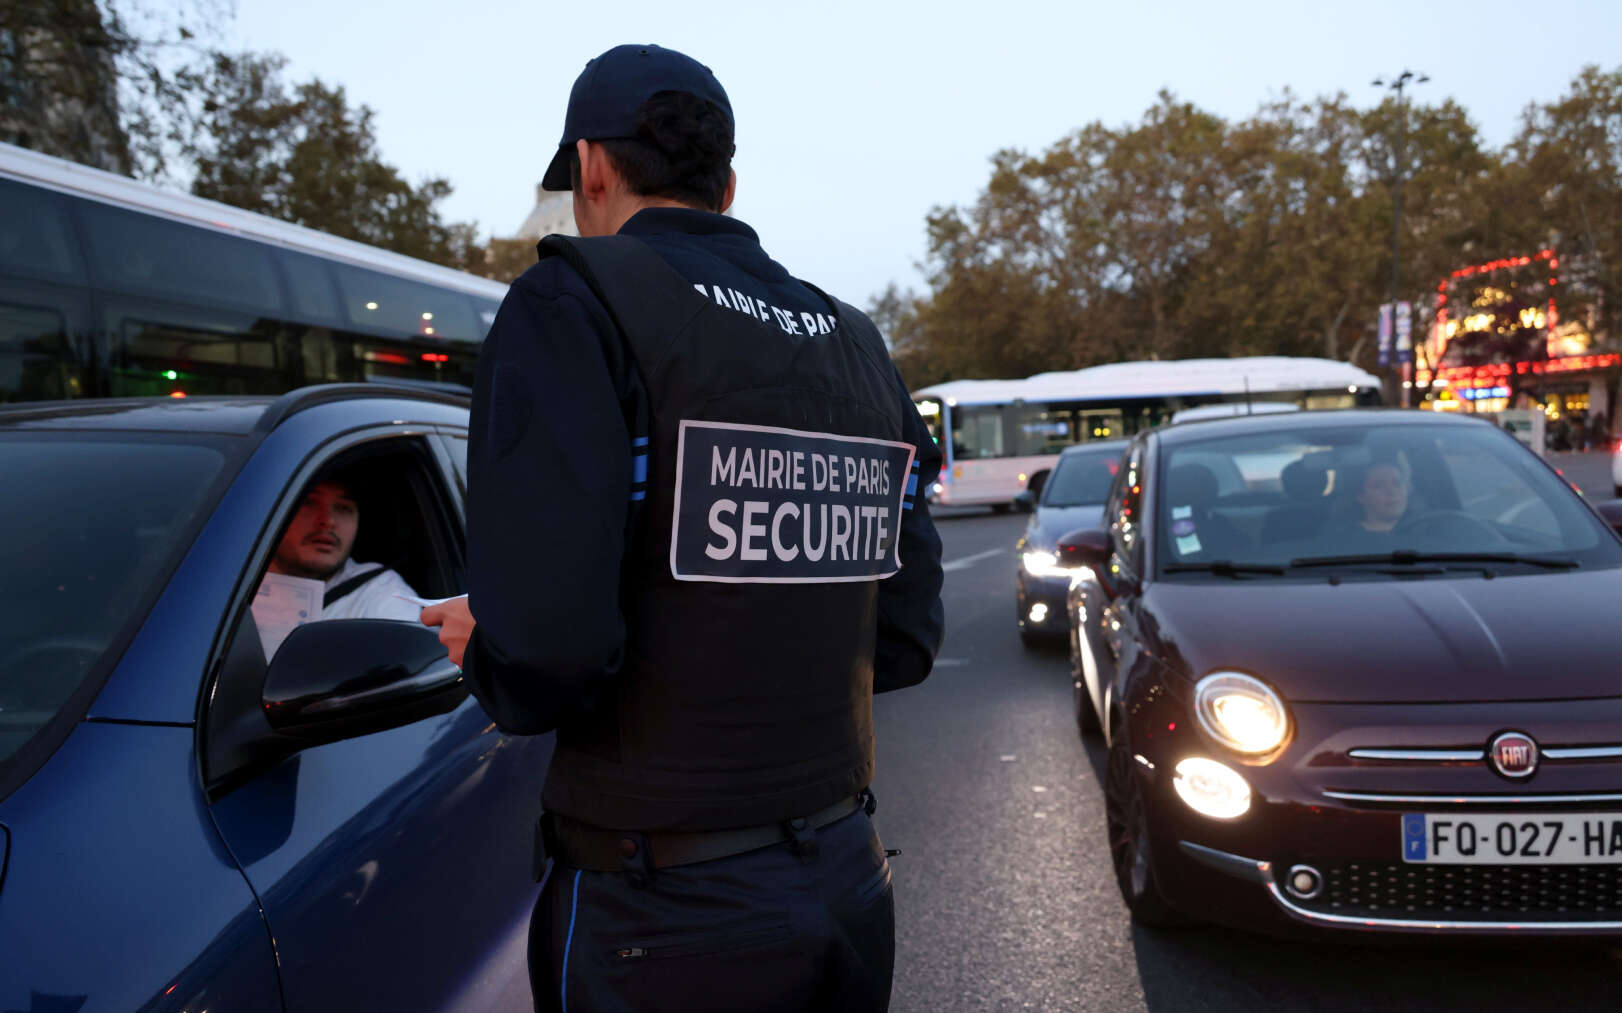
[1194,671,1289,755]
[1173,757,1251,819]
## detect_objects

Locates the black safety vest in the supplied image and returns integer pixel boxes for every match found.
[535,234,916,832]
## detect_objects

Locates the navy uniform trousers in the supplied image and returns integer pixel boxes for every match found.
[528,810,895,1012]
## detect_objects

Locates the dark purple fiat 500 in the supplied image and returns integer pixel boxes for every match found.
[1062,409,1622,936]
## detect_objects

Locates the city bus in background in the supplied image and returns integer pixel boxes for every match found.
[912,356,1383,510]
[0,140,509,403]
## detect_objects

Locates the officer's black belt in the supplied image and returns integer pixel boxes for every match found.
[547,795,862,872]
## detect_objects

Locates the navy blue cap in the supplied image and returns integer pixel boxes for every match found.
[541,44,733,192]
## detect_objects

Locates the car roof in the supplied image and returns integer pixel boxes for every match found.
[1058,438,1130,457]
[0,385,470,435]
[1148,408,1487,447]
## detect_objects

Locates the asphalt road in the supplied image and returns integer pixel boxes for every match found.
[872,491,1622,1013]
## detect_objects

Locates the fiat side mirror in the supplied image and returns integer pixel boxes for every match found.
[1013,490,1036,512]
[1056,527,1118,591]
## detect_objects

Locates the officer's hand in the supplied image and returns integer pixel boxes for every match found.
[421,595,475,668]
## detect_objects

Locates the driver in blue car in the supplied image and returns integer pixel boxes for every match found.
[251,475,423,659]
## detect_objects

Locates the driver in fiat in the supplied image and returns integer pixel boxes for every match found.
[1354,460,1410,533]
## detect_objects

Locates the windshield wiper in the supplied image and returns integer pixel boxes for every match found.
[1163,560,1287,578]
[1287,551,1579,570]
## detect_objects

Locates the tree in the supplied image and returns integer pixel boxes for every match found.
[179,51,482,268]
[1503,66,1622,345]
[471,236,541,284]
[886,81,1567,387]
[0,0,226,177]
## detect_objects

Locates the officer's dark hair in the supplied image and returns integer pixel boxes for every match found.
[570,90,736,212]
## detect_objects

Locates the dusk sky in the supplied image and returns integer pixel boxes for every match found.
[234,0,1622,307]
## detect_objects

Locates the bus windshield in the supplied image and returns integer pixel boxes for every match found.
[948,402,1128,460]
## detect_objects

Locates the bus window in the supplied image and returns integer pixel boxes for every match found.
[331,264,480,341]
[313,332,478,390]
[278,249,345,327]
[105,302,291,397]
[76,199,284,315]
[0,301,78,402]
[1304,392,1359,411]
[470,295,502,337]
[951,405,1004,459]
[1012,404,1125,455]
[1016,406,1072,456]
[0,180,84,283]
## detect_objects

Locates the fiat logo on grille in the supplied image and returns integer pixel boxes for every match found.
[1489,731,1539,779]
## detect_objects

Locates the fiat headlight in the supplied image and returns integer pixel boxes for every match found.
[1022,550,1077,579]
[1194,671,1289,755]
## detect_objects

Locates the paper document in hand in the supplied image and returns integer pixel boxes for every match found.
[253,573,324,661]
[394,593,466,609]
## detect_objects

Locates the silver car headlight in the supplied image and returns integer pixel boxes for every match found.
[1022,550,1078,579]
[1194,671,1289,755]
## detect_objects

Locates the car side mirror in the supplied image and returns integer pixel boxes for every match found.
[1027,470,1050,500]
[1594,499,1622,540]
[1056,527,1122,593]
[1013,490,1036,512]
[263,619,465,747]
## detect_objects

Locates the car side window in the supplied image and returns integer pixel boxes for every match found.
[440,433,468,491]
[202,432,467,796]
[217,434,465,675]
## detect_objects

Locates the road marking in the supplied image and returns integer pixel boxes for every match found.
[933,657,969,667]
[942,548,1003,572]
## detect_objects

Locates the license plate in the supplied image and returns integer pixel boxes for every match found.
[1402,812,1622,864]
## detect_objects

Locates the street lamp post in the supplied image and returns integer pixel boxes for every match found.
[1373,70,1428,408]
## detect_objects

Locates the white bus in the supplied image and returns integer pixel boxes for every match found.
[913,356,1383,509]
[0,141,511,403]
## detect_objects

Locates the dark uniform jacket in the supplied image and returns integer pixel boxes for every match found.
[462,207,944,830]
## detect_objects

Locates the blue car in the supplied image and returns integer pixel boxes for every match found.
[0,386,550,1011]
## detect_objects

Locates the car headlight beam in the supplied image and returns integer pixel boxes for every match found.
[1022,550,1080,579]
[1194,671,1289,756]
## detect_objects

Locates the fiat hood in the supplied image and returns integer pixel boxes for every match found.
[1142,568,1622,703]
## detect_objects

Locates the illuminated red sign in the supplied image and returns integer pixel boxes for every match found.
[1434,250,1559,366]
[1417,353,1620,387]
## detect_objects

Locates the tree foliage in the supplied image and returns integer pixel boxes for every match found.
[2,2,491,272]
[884,68,1622,390]
[179,51,482,268]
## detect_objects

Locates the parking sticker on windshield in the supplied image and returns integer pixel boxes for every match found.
[1172,505,1193,520]
[670,420,917,583]
[1175,533,1203,556]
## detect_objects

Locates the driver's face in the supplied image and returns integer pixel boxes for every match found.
[1359,464,1409,526]
[271,481,358,580]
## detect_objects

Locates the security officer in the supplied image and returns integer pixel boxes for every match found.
[426,43,944,1013]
